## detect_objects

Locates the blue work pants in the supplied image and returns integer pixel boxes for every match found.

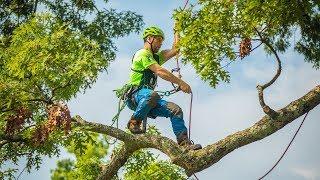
[125,88,187,137]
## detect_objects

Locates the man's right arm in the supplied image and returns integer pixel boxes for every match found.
[149,63,191,94]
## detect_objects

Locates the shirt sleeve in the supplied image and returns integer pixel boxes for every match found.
[156,51,166,65]
[141,53,158,69]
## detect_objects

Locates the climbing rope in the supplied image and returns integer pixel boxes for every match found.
[156,88,179,97]
[107,98,126,145]
[188,92,193,141]
[178,0,199,179]
[193,173,199,180]
[182,0,189,10]
[259,111,310,180]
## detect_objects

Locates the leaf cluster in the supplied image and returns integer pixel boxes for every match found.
[173,0,320,87]
[0,4,143,176]
[51,126,187,180]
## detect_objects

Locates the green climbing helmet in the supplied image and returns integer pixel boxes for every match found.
[142,26,165,40]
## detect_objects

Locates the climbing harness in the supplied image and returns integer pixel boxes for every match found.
[259,111,310,179]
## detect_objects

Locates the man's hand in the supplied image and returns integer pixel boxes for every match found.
[149,64,192,94]
[160,25,180,62]
[178,80,192,94]
[173,32,180,49]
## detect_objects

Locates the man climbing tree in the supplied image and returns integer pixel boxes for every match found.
[1,0,320,179]
[124,26,202,150]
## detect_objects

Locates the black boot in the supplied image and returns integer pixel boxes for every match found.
[177,131,202,150]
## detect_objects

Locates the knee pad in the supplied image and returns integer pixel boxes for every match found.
[146,91,160,108]
[167,102,183,117]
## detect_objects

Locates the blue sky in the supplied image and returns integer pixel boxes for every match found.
[15,0,320,179]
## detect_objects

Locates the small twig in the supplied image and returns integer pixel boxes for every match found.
[251,38,262,41]
[93,4,101,13]
[254,28,282,118]
[0,135,28,150]
[261,25,268,32]
[220,41,261,69]
[20,124,36,133]
[25,98,51,104]
[1,107,14,113]
[0,135,28,144]
[256,85,278,118]
[255,28,282,89]
[33,0,39,13]
[0,140,8,149]
[51,80,72,100]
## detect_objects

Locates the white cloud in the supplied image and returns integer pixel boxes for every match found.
[291,167,320,180]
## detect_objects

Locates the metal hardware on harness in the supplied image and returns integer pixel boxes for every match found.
[170,67,181,93]
[141,117,147,133]
[171,67,181,72]
[156,88,179,97]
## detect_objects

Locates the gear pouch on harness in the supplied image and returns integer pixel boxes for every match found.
[114,84,137,100]
[114,84,139,110]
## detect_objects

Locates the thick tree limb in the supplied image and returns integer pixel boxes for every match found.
[73,85,320,178]
[97,144,135,180]
[177,85,320,176]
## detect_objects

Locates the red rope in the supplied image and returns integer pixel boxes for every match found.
[182,0,190,10]
[183,0,199,179]
[259,111,310,179]
[178,1,199,179]
[188,92,193,140]
[193,173,199,180]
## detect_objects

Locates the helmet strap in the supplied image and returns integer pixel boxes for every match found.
[147,37,155,54]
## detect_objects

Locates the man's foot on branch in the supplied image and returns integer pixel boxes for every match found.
[177,131,202,150]
[127,117,144,134]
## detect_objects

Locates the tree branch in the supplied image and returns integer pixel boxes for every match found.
[97,144,135,180]
[25,98,52,104]
[72,85,320,178]
[254,28,282,118]
[72,115,182,156]
[0,134,28,149]
[0,107,14,113]
[33,0,39,13]
[179,85,320,176]
[72,116,184,179]
[50,80,72,100]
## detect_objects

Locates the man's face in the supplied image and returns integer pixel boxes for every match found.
[147,36,163,52]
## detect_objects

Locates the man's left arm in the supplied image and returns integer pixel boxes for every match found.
[160,33,180,63]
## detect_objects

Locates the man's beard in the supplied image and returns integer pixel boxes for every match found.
[152,46,160,53]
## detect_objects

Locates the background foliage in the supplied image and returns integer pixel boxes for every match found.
[0,0,319,179]
[0,0,143,178]
[51,126,187,180]
[174,0,319,87]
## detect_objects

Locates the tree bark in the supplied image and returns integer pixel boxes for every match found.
[73,85,320,179]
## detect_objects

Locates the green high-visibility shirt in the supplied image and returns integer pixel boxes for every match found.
[127,49,165,86]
